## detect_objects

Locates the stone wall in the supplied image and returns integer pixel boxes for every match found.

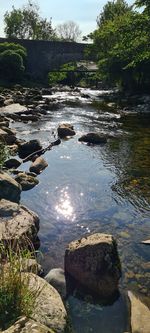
[0,38,87,79]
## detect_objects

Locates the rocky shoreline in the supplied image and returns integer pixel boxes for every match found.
[0,86,150,332]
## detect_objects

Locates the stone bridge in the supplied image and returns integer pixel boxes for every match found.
[0,38,87,79]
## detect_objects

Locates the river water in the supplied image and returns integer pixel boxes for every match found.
[13,88,150,332]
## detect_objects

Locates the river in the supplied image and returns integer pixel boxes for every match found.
[12,87,150,332]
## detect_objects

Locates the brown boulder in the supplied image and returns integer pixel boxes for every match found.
[4,316,54,333]
[65,233,121,299]
[0,199,39,247]
[29,157,48,174]
[15,172,39,190]
[0,172,21,203]
[57,124,75,138]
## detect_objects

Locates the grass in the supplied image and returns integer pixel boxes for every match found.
[0,141,9,169]
[0,239,38,330]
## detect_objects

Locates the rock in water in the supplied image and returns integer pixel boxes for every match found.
[23,273,67,333]
[29,157,48,174]
[57,124,76,138]
[15,172,39,190]
[65,233,121,299]
[78,132,107,144]
[45,268,66,299]
[0,172,21,203]
[18,139,42,158]
[128,291,150,333]
[4,158,21,169]
[141,239,150,245]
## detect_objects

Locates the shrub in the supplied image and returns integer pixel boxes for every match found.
[0,42,27,82]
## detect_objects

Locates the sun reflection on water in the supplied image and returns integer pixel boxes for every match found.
[55,187,76,221]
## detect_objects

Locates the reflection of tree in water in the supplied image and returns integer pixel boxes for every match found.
[103,113,150,212]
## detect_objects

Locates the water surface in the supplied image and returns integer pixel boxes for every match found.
[13,88,150,331]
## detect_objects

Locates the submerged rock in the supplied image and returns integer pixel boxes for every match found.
[57,124,76,138]
[78,132,107,144]
[29,157,48,174]
[15,172,39,191]
[128,291,150,333]
[4,316,54,333]
[0,172,21,203]
[45,268,66,299]
[18,139,42,158]
[0,200,39,247]
[24,273,67,333]
[65,233,121,299]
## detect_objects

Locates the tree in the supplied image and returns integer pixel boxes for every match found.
[97,0,132,27]
[135,0,150,13]
[56,21,81,42]
[4,1,56,40]
[89,4,150,91]
[0,42,27,81]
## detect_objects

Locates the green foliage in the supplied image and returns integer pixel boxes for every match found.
[97,0,132,27]
[48,62,80,86]
[0,42,27,82]
[89,1,150,91]
[4,1,56,40]
[0,240,37,330]
[0,142,9,169]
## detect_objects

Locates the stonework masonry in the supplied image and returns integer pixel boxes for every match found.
[0,37,87,79]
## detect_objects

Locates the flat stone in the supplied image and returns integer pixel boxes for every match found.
[0,103,27,115]
[141,239,150,245]
[128,291,150,333]
[0,172,21,203]
[65,233,121,299]
[0,199,19,217]
[24,273,67,333]
[4,316,54,333]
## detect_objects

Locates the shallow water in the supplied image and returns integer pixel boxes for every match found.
[13,88,150,331]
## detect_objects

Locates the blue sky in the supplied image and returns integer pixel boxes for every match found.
[0,0,135,38]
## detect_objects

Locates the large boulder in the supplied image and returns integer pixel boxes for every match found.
[15,172,39,191]
[128,291,150,333]
[78,132,107,144]
[0,199,39,247]
[57,124,76,138]
[24,273,67,333]
[65,233,121,299]
[29,157,48,174]
[4,316,54,333]
[0,172,21,203]
[18,140,42,158]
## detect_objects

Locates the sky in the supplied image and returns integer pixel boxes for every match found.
[0,0,135,39]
